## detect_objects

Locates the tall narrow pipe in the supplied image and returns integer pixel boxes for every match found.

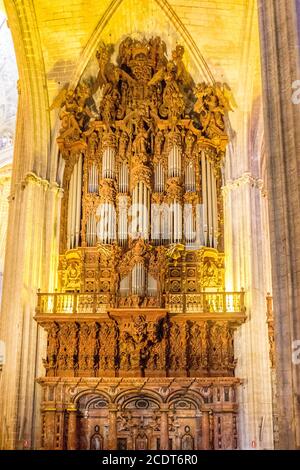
[212,168,218,248]
[75,154,82,247]
[71,163,77,248]
[201,152,208,246]
[143,183,147,238]
[67,172,73,249]
[207,161,213,247]
[138,183,143,236]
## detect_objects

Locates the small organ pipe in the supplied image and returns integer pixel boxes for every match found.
[168,204,173,243]
[119,163,128,193]
[71,162,76,248]
[75,155,82,247]
[147,188,151,240]
[69,166,74,248]
[201,152,208,246]
[174,203,178,242]
[147,274,157,296]
[67,172,73,249]
[212,169,218,248]
[168,145,181,178]
[151,202,159,243]
[185,163,195,192]
[86,214,90,246]
[138,182,143,235]
[88,163,99,193]
[155,163,164,192]
[132,187,137,236]
[207,160,213,247]
[102,148,115,178]
[144,183,148,239]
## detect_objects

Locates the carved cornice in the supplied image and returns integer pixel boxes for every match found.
[22,172,49,189]
[20,172,64,195]
[222,172,267,196]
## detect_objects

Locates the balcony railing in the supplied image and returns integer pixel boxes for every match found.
[166,291,245,314]
[36,290,245,316]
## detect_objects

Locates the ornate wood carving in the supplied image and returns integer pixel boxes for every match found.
[38,377,239,450]
[42,315,237,378]
[37,35,244,450]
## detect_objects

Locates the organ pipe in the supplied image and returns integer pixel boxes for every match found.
[75,155,82,247]
[131,262,146,296]
[185,163,195,192]
[151,202,160,243]
[97,202,116,244]
[212,168,218,248]
[184,203,193,244]
[154,163,165,192]
[207,160,213,247]
[67,155,82,249]
[102,147,115,178]
[118,196,128,245]
[200,151,219,248]
[119,162,129,193]
[86,212,97,247]
[147,274,157,296]
[60,40,230,309]
[168,145,181,177]
[66,168,73,249]
[201,151,208,245]
[69,148,220,251]
[132,182,150,239]
[88,162,99,193]
[120,274,130,296]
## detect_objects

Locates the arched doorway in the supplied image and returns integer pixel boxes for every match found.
[77,394,109,450]
[116,394,161,450]
[167,395,202,450]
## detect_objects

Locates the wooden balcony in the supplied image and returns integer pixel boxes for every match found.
[35,290,246,322]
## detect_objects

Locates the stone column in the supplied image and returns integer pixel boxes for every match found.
[220,0,274,451]
[0,0,54,449]
[108,405,118,450]
[67,405,78,450]
[81,413,89,450]
[160,404,169,450]
[258,0,300,450]
[201,411,210,450]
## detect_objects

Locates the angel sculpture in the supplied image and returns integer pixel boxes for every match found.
[148,61,185,119]
[95,44,136,124]
[194,82,234,136]
[215,82,237,112]
[194,82,236,116]
[50,88,81,140]
[50,82,97,138]
[149,36,167,68]
[95,44,136,90]
[171,45,195,113]
[172,45,194,89]
[194,82,210,115]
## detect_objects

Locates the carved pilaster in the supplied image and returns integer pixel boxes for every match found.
[160,404,169,450]
[67,405,78,450]
[108,405,118,450]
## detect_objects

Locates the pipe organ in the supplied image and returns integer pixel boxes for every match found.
[66,134,221,253]
[37,37,245,450]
